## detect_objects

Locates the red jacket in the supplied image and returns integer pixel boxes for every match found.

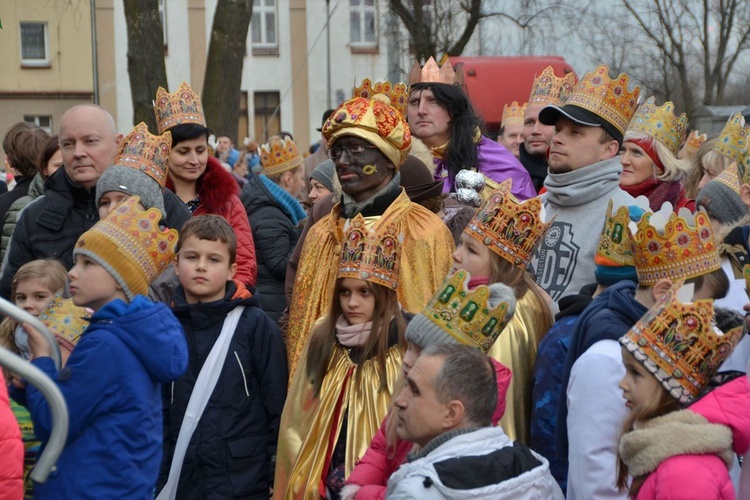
[0,371,23,500]
[346,358,512,499]
[168,157,257,286]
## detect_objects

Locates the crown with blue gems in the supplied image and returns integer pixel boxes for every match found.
[627,96,687,156]
[39,292,90,352]
[338,214,402,290]
[352,78,409,119]
[112,122,171,188]
[153,82,207,134]
[714,113,749,164]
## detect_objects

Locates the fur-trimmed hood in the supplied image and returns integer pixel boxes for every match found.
[166,156,239,214]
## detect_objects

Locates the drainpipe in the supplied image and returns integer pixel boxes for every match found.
[90,0,99,104]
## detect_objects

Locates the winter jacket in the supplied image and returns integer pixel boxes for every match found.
[167,156,258,286]
[0,176,32,229]
[518,143,548,193]
[0,371,23,500]
[0,172,44,264]
[159,281,288,499]
[241,174,303,324]
[25,296,188,499]
[346,358,512,499]
[385,426,564,499]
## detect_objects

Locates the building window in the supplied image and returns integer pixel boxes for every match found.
[350,0,377,47]
[24,115,53,134]
[20,22,49,67]
[254,91,280,143]
[252,0,277,53]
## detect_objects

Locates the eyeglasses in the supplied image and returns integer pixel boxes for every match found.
[328,144,378,161]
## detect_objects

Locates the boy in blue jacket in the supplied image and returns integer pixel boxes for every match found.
[158,215,288,499]
[22,196,188,499]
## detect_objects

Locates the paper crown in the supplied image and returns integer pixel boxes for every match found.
[595,200,638,267]
[323,97,412,168]
[338,214,403,290]
[630,204,721,286]
[259,135,303,177]
[39,292,90,352]
[714,163,741,194]
[620,280,743,403]
[352,79,409,119]
[502,101,526,128]
[422,270,512,352]
[528,66,577,107]
[464,179,551,268]
[74,196,178,300]
[153,82,207,134]
[627,97,687,156]
[408,57,463,87]
[112,122,171,188]
[564,65,640,137]
[684,130,707,156]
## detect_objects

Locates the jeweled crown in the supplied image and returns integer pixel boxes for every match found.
[113,122,171,188]
[627,97,687,156]
[596,200,638,267]
[464,179,551,268]
[620,280,743,403]
[502,101,526,128]
[353,79,409,119]
[423,270,512,352]
[564,65,640,137]
[39,292,90,352]
[339,214,402,290]
[408,57,463,87]
[714,113,750,164]
[684,130,707,156]
[629,204,721,286]
[260,135,303,177]
[714,163,741,194]
[528,66,577,107]
[153,82,207,134]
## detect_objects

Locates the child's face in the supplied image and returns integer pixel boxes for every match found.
[15,278,55,316]
[68,255,126,311]
[338,278,376,325]
[175,236,237,304]
[401,341,423,378]
[452,233,493,278]
[618,347,663,412]
[98,191,130,219]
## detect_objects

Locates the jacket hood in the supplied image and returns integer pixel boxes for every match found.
[166,156,239,214]
[688,375,750,455]
[89,296,187,383]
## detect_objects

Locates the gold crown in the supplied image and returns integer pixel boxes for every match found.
[714,163,741,194]
[684,130,707,156]
[620,280,744,403]
[75,197,179,299]
[501,101,527,127]
[153,82,207,134]
[408,57,463,87]
[259,135,303,177]
[528,66,577,107]
[744,264,750,299]
[714,113,750,164]
[630,206,721,286]
[564,65,640,137]
[39,292,90,352]
[353,79,409,119]
[627,97,687,156]
[595,200,637,267]
[113,122,171,188]
[339,214,403,290]
[464,179,551,268]
[423,270,512,353]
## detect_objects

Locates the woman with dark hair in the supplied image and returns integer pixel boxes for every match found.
[407,58,536,201]
[154,83,257,286]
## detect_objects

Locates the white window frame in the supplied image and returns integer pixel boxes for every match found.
[251,0,278,48]
[23,115,53,134]
[20,22,50,67]
[349,0,378,47]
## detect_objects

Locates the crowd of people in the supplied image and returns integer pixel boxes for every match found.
[0,56,749,500]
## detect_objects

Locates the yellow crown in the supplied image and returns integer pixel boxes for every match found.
[502,101,527,128]
[595,200,637,267]
[620,280,743,403]
[464,179,551,268]
[339,214,403,290]
[39,292,90,352]
[627,97,687,156]
[260,135,303,177]
[630,206,721,286]
[353,79,409,119]
[714,113,750,163]
[564,65,640,137]
[743,264,750,299]
[684,130,707,157]
[528,66,577,107]
[113,122,171,188]
[408,57,463,87]
[153,82,207,134]
[714,163,741,194]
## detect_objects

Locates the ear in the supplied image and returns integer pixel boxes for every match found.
[601,140,620,161]
[227,262,238,280]
[282,170,294,186]
[740,183,750,208]
[114,133,124,146]
[442,400,466,429]
[651,278,673,302]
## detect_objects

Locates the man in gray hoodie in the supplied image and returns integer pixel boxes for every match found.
[528,65,640,301]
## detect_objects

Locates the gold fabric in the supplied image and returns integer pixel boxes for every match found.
[487,289,552,445]
[273,342,404,499]
[286,190,454,377]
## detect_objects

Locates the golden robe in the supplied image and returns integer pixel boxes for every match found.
[487,288,552,445]
[273,341,404,499]
[286,190,454,377]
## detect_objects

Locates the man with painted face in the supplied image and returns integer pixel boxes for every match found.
[283,96,454,378]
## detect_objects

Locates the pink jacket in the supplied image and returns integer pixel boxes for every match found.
[346,358,512,499]
[636,376,750,499]
[0,371,23,500]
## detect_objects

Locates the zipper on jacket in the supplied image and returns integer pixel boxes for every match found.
[234,351,250,397]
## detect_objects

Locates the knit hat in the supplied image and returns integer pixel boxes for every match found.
[696,168,746,226]
[39,292,90,353]
[309,159,336,193]
[405,270,516,353]
[96,166,166,218]
[74,196,178,300]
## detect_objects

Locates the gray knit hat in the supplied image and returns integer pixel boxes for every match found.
[696,179,747,226]
[405,271,517,353]
[95,165,166,218]
[310,159,336,193]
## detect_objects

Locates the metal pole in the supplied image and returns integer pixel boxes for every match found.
[0,297,61,370]
[326,0,331,109]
